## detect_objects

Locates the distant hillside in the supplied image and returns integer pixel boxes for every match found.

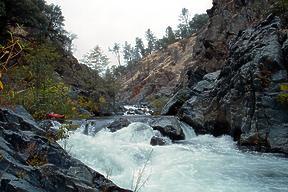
[118,0,280,111]
[119,36,197,107]
[0,0,114,118]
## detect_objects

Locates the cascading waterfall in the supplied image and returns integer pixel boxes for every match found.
[60,121,288,192]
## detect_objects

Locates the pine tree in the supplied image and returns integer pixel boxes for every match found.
[145,29,157,54]
[176,8,191,39]
[165,26,176,44]
[109,43,121,66]
[189,14,209,33]
[123,41,132,64]
[135,37,146,57]
[82,46,110,73]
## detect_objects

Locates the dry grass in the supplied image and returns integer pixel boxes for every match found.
[131,149,153,192]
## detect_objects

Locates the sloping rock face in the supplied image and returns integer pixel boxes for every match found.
[119,36,197,104]
[193,0,273,73]
[0,108,131,192]
[178,16,288,154]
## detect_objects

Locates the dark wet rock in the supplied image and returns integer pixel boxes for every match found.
[186,67,207,88]
[152,125,184,141]
[107,118,131,132]
[178,16,288,154]
[150,117,185,141]
[161,71,221,116]
[78,108,93,117]
[12,105,35,122]
[109,116,186,141]
[192,0,275,73]
[161,89,191,115]
[190,70,221,93]
[283,35,288,65]
[0,108,131,192]
[0,109,44,135]
[38,120,57,131]
[150,136,167,146]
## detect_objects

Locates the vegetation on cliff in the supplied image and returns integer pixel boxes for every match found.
[0,0,121,118]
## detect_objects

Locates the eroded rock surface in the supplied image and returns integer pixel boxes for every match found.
[175,16,288,154]
[0,108,131,192]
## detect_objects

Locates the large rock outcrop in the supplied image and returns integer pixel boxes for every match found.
[119,0,275,111]
[175,15,288,154]
[0,108,131,192]
[119,36,198,104]
[193,0,273,73]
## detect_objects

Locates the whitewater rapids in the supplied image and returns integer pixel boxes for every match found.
[60,122,288,192]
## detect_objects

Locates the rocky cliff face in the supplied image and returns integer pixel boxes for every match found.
[164,15,288,153]
[0,108,130,192]
[192,0,272,72]
[164,12,288,153]
[120,0,274,106]
[119,36,197,104]
[161,0,288,154]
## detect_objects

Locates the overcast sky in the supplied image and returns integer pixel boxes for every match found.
[46,0,212,64]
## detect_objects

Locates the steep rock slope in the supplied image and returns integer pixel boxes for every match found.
[159,0,288,153]
[168,15,288,154]
[53,52,100,96]
[120,36,197,103]
[119,0,273,106]
[162,0,279,115]
[193,0,271,72]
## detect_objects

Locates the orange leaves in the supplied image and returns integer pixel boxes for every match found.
[0,80,3,91]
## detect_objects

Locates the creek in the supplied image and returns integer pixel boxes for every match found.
[59,117,288,192]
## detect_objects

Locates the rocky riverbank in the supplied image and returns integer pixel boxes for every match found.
[163,15,288,154]
[0,108,131,192]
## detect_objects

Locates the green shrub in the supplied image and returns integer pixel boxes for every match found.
[0,42,82,119]
[149,96,169,115]
[277,83,288,106]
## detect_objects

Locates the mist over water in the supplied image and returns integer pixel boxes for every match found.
[61,122,288,192]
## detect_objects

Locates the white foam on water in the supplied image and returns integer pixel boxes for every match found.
[61,122,288,192]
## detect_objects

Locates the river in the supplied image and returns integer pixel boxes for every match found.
[59,118,288,192]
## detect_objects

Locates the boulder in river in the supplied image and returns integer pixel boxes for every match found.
[150,136,168,146]
[107,117,131,132]
[150,117,185,141]
[109,116,187,142]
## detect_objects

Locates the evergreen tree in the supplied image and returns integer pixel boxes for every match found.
[166,26,176,44]
[135,37,146,57]
[176,8,191,39]
[64,32,77,53]
[109,43,121,66]
[103,68,120,111]
[189,13,209,33]
[44,4,65,38]
[179,8,189,26]
[131,47,141,62]
[123,41,132,64]
[82,46,110,73]
[0,0,48,31]
[145,29,157,54]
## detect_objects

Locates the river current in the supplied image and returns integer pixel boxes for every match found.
[59,120,288,192]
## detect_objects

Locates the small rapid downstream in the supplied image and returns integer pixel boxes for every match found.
[59,119,288,192]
